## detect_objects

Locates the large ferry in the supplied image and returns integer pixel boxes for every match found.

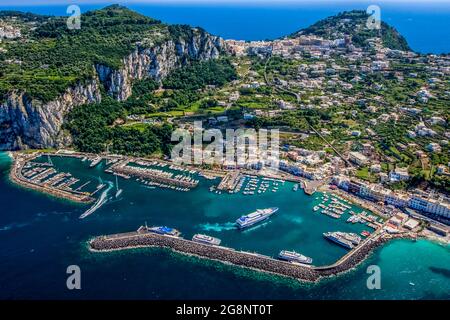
[323,232,354,249]
[235,207,279,229]
[192,234,221,246]
[147,226,181,237]
[278,250,313,265]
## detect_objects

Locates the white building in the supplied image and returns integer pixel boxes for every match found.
[389,168,410,182]
[349,152,368,166]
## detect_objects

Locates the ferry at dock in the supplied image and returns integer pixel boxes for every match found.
[323,232,354,249]
[236,207,278,229]
[278,250,313,265]
[146,226,181,237]
[192,234,221,246]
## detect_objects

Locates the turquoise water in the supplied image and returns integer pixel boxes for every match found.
[0,152,449,299]
[1,2,450,53]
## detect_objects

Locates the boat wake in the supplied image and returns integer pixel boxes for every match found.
[286,216,304,225]
[0,222,30,232]
[79,181,113,219]
[241,221,270,233]
[198,222,237,232]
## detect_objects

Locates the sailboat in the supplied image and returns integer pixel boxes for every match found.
[115,174,123,198]
[96,176,105,190]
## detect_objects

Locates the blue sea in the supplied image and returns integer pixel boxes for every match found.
[1,1,450,53]
[0,2,450,299]
[0,152,449,299]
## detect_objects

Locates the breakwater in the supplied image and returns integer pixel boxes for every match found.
[89,228,411,282]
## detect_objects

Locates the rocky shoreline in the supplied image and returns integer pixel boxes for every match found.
[89,230,414,283]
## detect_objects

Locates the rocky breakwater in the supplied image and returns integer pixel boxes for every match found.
[89,231,321,282]
[96,29,225,101]
[89,228,417,282]
[0,80,101,150]
[315,232,413,277]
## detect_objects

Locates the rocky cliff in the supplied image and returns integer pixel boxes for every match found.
[0,31,225,150]
[0,80,101,150]
[96,31,224,101]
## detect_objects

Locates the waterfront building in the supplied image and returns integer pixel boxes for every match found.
[409,195,450,218]
[385,192,409,208]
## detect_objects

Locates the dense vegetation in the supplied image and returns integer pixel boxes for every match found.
[120,58,237,115]
[64,96,174,156]
[293,10,410,51]
[64,58,237,155]
[162,58,238,90]
[0,5,174,102]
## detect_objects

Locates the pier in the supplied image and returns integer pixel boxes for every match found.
[110,161,199,189]
[217,171,242,191]
[89,226,410,283]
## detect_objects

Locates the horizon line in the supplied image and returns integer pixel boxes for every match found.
[2,0,450,7]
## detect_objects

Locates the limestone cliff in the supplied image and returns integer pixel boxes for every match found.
[0,80,101,150]
[0,30,225,150]
[96,31,224,101]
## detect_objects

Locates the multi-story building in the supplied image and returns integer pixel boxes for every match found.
[409,195,450,218]
[349,152,369,166]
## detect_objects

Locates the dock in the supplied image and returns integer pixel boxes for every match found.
[217,171,242,191]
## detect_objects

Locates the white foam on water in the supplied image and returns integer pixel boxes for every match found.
[79,181,113,219]
[198,222,237,232]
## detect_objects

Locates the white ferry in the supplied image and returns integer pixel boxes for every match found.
[192,234,221,246]
[236,207,278,229]
[278,250,313,265]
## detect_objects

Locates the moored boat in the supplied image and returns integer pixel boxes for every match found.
[192,234,221,245]
[278,250,313,265]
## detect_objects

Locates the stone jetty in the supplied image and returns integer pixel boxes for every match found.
[89,228,411,282]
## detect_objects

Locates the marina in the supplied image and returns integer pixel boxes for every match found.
[7,151,387,266]
[9,153,94,203]
[1,151,449,299]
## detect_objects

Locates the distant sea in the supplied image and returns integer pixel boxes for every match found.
[1,1,450,54]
